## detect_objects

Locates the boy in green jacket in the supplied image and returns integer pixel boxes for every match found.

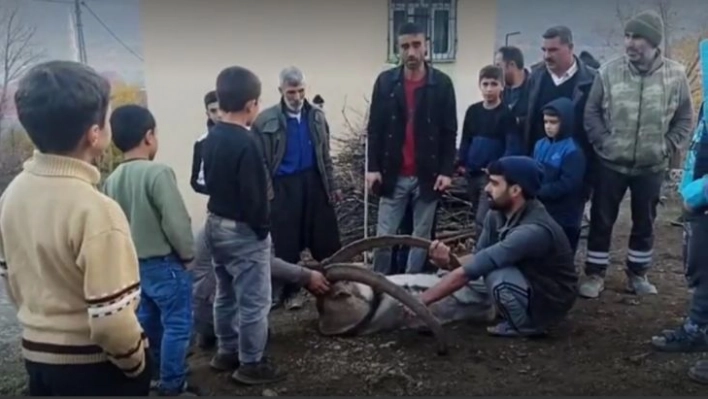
[103,104,198,396]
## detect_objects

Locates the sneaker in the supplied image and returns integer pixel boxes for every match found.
[486,320,547,338]
[231,357,287,385]
[626,273,658,296]
[578,275,605,298]
[284,293,304,311]
[688,360,708,384]
[651,319,708,352]
[209,352,240,371]
[157,382,203,396]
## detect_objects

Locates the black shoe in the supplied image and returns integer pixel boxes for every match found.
[231,357,287,385]
[209,352,240,371]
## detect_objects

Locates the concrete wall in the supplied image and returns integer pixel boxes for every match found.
[141,0,498,229]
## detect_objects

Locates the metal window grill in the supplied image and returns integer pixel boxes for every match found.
[388,0,458,63]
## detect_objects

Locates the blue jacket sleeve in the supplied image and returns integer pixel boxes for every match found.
[681,177,708,209]
[537,149,586,201]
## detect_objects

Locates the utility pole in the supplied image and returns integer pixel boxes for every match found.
[74,0,88,63]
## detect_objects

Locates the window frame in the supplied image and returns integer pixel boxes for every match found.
[387,0,458,64]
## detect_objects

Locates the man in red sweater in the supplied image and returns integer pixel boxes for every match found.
[365,22,458,275]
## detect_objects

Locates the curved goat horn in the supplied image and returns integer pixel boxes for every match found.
[322,235,462,270]
[322,263,448,356]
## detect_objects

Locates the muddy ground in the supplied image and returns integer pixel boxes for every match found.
[0,197,706,395]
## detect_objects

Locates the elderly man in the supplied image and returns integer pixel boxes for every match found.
[251,66,342,310]
[417,156,578,337]
[366,22,457,276]
[580,10,694,298]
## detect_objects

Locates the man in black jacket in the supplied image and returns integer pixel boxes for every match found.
[521,26,597,197]
[365,22,457,275]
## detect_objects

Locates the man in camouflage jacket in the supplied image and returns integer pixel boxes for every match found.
[580,10,694,299]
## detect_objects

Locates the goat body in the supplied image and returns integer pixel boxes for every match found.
[318,270,495,336]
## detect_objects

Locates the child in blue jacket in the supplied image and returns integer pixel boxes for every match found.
[533,97,587,254]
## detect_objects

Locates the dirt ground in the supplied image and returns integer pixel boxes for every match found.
[0,197,706,396]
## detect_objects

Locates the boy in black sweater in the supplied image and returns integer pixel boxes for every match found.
[201,66,286,385]
[457,65,522,230]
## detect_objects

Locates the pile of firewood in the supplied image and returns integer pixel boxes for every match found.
[330,111,476,247]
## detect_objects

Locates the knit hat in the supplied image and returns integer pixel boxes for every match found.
[487,156,544,198]
[624,10,664,47]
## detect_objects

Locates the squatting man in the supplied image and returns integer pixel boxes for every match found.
[409,156,578,336]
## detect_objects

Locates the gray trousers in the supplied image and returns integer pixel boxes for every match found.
[372,176,438,275]
[484,266,534,330]
[191,226,216,338]
[684,213,708,326]
[204,214,272,364]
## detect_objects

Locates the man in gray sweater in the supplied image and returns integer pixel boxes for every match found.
[417,156,577,337]
[580,10,694,299]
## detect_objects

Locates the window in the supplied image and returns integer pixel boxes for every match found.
[388,0,457,63]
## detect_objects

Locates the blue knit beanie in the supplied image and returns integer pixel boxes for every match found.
[487,156,544,198]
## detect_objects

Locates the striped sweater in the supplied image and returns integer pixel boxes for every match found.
[0,151,148,376]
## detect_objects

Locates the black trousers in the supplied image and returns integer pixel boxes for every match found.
[585,162,663,276]
[270,168,341,301]
[25,352,152,396]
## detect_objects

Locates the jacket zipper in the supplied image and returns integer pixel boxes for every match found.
[631,76,645,166]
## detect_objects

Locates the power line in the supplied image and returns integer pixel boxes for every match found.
[31,0,143,62]
[80,1,143,62]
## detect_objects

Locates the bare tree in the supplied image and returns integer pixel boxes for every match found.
[0,2,43,131]
[595,0,680,60]
[653,0,678,57]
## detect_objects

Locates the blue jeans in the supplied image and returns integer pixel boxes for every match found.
[373,176,438,275]
[137,256,193,392]
[204,213,272,364]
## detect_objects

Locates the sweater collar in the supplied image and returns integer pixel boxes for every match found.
[23,150,101,185]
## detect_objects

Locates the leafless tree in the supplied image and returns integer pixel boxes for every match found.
[594,0,680,60]
[0,2,43,131]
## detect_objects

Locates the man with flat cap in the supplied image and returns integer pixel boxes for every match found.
[581,9,694,299]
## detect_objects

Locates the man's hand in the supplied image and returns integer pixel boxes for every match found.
[433,175,452,192]
[428,240,451,269]
[306,271,331,296]
[330,189,344,204]
[365,172,381,191]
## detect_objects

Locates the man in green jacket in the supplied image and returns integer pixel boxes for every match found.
[580,10,694,299]
[251,66,342,310]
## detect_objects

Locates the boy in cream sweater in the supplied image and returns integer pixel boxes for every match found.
[0,61,150,395]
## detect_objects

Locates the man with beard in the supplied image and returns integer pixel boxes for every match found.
[415,156,578,337]
[366,22,457,275]
[251,66,342,310]
[495,46,530,131]
[580,10,694,299]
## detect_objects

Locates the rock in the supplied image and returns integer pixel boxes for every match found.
[262,388,278,397]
